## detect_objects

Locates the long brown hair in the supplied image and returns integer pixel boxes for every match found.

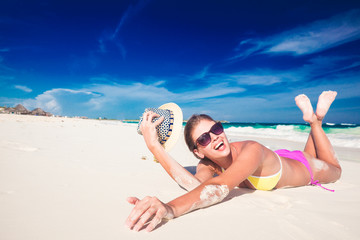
[184,114,215,155]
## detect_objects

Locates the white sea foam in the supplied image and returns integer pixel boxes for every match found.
[341,123,356,126]
[225,125,360,149]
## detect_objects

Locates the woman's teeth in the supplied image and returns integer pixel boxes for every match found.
[215,142,224,150]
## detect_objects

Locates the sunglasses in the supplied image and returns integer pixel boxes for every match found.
[195,122,224,148]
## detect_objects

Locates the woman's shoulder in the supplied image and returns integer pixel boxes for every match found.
[230,141,269,161]
[231,140,263,150]
[230,141,269,167]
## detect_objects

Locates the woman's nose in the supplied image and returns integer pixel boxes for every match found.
[210,133,219,142]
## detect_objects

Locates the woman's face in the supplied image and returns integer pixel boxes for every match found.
[192,119,231,161]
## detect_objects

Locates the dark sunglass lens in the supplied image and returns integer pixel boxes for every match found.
[197,133,211,146]
[211,122,224,135]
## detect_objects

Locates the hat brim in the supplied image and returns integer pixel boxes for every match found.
[159,102,183,152]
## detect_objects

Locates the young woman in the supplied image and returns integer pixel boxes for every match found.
[125,91,341,232]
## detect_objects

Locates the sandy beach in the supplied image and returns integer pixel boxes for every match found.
[1,114,360,240]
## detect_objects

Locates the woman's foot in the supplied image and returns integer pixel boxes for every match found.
[295,94,316,123]
[316,91,337,121]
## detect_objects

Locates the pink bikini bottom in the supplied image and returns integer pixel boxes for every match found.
[274,149,334,192]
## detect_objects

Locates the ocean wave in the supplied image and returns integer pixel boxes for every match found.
[341,123,356,126]
[225,125,360,148]
[126,121,360,148]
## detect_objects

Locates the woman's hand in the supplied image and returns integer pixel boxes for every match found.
[139,111,164,151]
[125,196,175,232]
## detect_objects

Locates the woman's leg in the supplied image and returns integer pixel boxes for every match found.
[303,131,317,158]
[312,91,340,168]
[295,91,341,181]
[295,94,317,158]
[295,91,341,183]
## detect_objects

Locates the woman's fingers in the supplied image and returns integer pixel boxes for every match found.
[125,197,152,228]
[145,207,167,232]
[141,111,152,123]
[153,115,164,126]
[126,197,139,205]
[140,112,160,132]
[142,111,159,123]
[140,111,165,149]
[132,206,157,231]
[125,196,170,232]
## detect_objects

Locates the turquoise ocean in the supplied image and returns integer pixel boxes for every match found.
[220,122,360,149]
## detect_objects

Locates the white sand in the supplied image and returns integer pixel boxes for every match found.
[1,114,360,239]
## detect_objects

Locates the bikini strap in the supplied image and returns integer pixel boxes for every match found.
[311,180,335,192]
[306,165,335,192]
[305,163,335,192]
[275,152,283,178]
[306,166,335,192]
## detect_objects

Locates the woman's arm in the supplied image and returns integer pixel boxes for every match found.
[168,142,263,216]
[140,111,201,191]
[126,141,264,232]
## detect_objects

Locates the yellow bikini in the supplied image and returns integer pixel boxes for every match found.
[246,153,282,191]
[220,152,283,191]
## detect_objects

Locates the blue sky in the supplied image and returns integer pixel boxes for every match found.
[1,0,360,123]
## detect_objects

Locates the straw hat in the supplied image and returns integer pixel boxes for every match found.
[137,102,183,152]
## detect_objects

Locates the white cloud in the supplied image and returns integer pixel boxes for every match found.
[6,57,359,120]
[14,85,32,93]
[208,72,286,85]
[232,9,360,59]
[267,10,360,55]
[23,88,95,115]
[97,0,151,58]
[0,75,14,81]
[223,52,360,88]
[191,67,300,86]
[0,96,24,107]
[0,58,14,71]
[13,77,245,118]
[29,56,353,116]
[151,80,166,87]
[190,65,210,80]
[177,83,245,101]
[82,82,175,111]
